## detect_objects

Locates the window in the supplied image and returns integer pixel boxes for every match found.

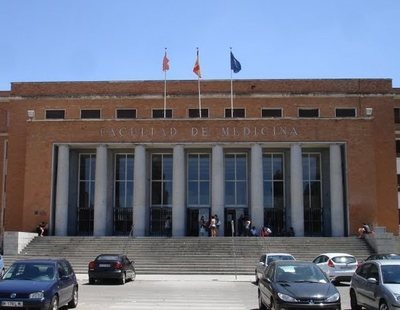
[298,108,319,118]
[188,109,208,118]
[151,154,173,206]
[116,109,136,119]
[335,108,356,117]
[115,154,134,208]
[78,154,96,209]
[152,109,172,118]
[396,141,400,156]
[262,109,282,118]
[263,153,284,209]
[45,110,65,119]
[225,153,248,206]
[395,108,400,123]
[225,108,245,118]
[187,154,210,207]
[81,109,101,119]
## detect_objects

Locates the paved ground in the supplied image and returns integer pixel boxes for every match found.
[72,274,351,309]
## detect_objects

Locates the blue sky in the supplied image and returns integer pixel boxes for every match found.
[0,0,399,90]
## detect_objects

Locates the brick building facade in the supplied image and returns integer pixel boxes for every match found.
[0,78,398,237]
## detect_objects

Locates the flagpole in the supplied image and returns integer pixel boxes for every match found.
[164,48,167,118]
[196,48,202,118]
[230,48,234,117]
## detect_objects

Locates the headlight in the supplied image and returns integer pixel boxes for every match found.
[325,292,340,302]
[393,293,400,302]
[29,291,44,299]
[277,292,299,302]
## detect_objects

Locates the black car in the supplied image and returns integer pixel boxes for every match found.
[0,258,78,310]
[88,254,136,284]
[258,260,341,310]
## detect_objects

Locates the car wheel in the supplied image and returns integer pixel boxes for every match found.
[379,301,389,310]
[68,286,78,308]
[89,277,95,285]
[131,270,136,281]
[350,290,361,310]
[257,290,266,310]
[120,272,126,285]
[48,295,58,310]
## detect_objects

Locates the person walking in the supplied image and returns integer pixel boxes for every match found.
[209,216,217,237]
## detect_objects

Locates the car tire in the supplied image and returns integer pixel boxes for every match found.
[350,290,361,310]
[379,301,389,310]
[89,277,95,285]
[48,295,58,310]
[68,286,78,308]
[120,272,126,285]
[131,270,136,281]
[257,290,267,310]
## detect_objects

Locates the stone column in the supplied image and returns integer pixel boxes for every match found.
[290,144,304,236]
[133,145,146,237]
[172,145,185,236]
[93,145,108,236]
[55,145,69,236]
[330,144,345,236]
[212,145,224,236]
[251,144,264,230]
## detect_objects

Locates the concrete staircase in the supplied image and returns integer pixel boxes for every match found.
[3,236,373,275]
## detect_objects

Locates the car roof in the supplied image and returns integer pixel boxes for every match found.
[368,260,400,266]
[11,259,64,264]
[264,253,294,256]
[271,260,313,267]
[318,253,355,257]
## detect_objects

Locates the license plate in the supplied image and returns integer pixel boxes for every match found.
[99,264,110,267]
[340,266,352,269]
[1,301,23,307]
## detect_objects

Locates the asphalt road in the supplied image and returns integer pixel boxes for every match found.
[71,274,351,309]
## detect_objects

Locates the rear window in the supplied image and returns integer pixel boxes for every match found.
[332,256,356,264]
[96,255,119,261]
[267,255,295,264]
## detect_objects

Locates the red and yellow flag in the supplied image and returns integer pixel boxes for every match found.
[162,51,170,72]
[193,50,201,78]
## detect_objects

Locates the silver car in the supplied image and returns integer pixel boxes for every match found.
[255,253,295,284]
[312,252,358,284]
[350,260,400,310]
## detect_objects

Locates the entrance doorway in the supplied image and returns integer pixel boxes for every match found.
[224,208,247,236]
[150,207,172,236]
[187,208,210,236]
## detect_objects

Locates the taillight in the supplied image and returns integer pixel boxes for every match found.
[88,261,96,270]
[327,259,335,268]
[113,262,123,270]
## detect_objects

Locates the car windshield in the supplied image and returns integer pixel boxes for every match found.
[267,255,294,265]
[275,265,328,283]
[3,262,55,281]
[96,255,119,261]
[332,256,356,264]
[382,265,400,284]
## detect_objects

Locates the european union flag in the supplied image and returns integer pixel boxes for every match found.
[230,52,241,73]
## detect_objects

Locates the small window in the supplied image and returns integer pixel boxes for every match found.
[45,110,65,119]
[336,108,356,118]
[116,109,136,119]
[225,108,245,118]
[262,109,282,118]
[396,140,400,156]
[81,109,101,119]
[152,109,172,118]
[188,109,208,118]
[394,108,400,123]
[298,108,319,118]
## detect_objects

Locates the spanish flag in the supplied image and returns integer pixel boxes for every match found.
[193,49,201,78]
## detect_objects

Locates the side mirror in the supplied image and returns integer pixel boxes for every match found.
[258,262,265,266]
[367,278,378,284]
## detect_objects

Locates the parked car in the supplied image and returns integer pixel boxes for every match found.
[258,260,341,310]
[312,252,358,284]
[255,253,296,284]
[0,258,78,309]
[88,254,136,284]
[365,253,400,261]
[350,259,400,310]
[0,255,4,277]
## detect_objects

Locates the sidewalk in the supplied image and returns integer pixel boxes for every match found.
[76,273,254,282]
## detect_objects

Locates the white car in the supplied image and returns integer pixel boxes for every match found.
[312,252,358,284]
[255,253,295,284]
